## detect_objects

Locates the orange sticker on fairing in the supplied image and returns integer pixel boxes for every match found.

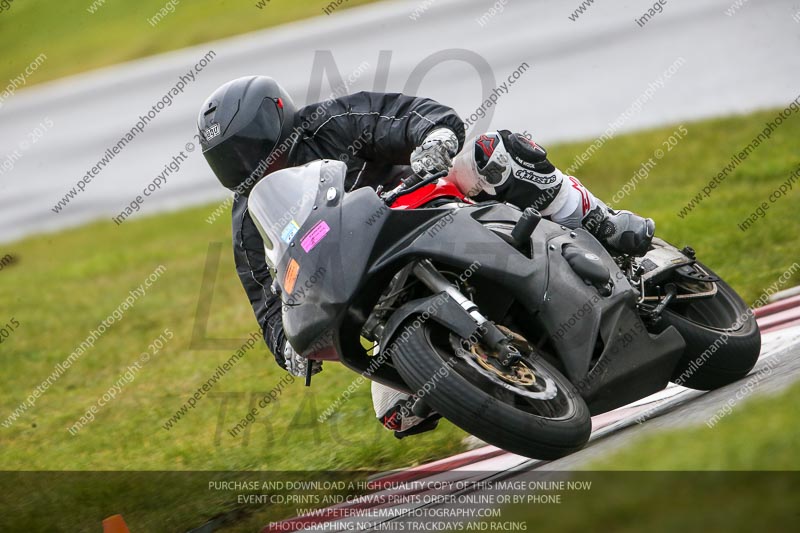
[284,259,300,294]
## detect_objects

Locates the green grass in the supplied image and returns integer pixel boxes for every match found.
[1,107,798,531]
[489,382,800,532]
[0,208,467,531]
[0,0,381,87]
[589,382,800,471]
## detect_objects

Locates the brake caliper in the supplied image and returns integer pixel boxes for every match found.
[471,326,536,386]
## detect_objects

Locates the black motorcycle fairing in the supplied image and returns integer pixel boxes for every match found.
[249,160,686,414]
[578,300,686,414]
[366,292,487,394]
[380,293,484,351]
[528,227,686,411]
[370,207,538,288]
[536,228,625,379]
[366,205,686,405]
[467,202,525,225]
[249,160,367,357]
[252,161,461,358]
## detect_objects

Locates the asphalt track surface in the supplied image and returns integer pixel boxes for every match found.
[268,302,800,532]
[2,0,799,244]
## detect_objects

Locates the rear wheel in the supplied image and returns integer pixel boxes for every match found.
[391,321,591,460]
[657,263,761,390]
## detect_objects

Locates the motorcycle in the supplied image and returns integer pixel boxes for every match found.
[247,159,761,459]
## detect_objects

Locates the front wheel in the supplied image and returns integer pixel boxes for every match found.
[391,321,591,460]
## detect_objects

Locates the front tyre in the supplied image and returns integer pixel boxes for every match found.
[391,321,591,460]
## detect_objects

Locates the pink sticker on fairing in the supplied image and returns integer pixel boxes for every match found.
[300,220,331,252]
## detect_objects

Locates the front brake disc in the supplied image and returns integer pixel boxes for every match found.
[451,330,558,401]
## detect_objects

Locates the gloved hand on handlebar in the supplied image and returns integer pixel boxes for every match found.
[283,342,323,377]
[410,128,459,177]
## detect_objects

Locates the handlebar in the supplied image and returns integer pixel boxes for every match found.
[380,169,450,206]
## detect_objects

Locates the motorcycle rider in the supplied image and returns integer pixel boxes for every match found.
[197,76,654,438]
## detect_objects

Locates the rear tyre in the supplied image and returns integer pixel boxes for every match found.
[391,320,591,460]
[659,264,761,390]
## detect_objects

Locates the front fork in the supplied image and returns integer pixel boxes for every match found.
[412,259,521,368]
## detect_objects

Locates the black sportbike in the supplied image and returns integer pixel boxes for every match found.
[248,160,761,459]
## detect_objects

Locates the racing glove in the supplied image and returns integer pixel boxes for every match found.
[283,342,323,377]
[410,128,459,177]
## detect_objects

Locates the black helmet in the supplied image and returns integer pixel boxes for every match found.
[198,76,296,195]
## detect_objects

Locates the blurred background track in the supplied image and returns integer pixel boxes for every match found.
[1,0,799,243]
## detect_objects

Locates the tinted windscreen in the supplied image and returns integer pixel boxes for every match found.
[247,163,322,268]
